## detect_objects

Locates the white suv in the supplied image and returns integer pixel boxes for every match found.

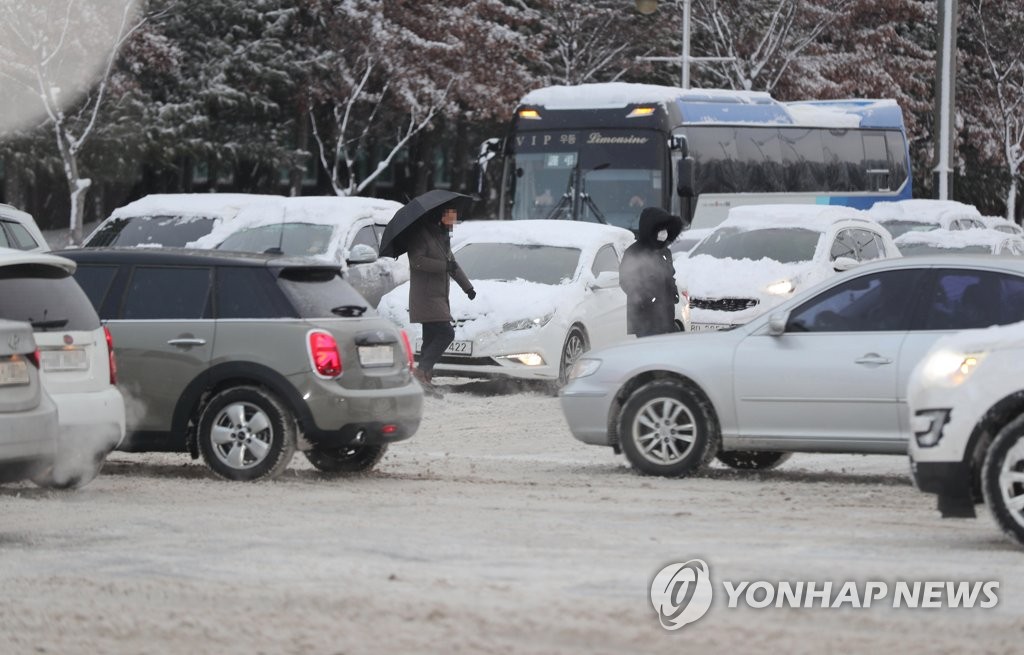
[0,248,125,487]
[0,203,49,252]
[908,322,1024,546]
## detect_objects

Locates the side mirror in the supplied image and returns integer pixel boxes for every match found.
[677,156,695,198]
[347,243,378,265]
[767,310,789,336]
[833,256,859,272]
[591,270,619,289]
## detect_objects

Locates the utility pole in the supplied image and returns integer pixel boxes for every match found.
[933,0,958,200]
[634,0,733,89]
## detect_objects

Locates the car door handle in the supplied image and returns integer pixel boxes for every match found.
[167,338,207,347]
[855,353,892,366]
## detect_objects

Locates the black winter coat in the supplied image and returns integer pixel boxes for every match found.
[619,208,684,337]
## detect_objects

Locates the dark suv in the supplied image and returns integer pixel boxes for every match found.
[57,248,423,481]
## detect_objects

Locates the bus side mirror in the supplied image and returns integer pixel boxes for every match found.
[677,156,695,198]
[476,138,501,196]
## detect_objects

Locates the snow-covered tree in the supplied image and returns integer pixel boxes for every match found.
[0,0,147,243]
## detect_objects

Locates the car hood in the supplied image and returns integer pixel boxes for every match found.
[676,255,827,301]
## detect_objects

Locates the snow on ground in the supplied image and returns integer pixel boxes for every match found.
[0,380,1021,654]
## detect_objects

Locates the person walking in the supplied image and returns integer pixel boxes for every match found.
[619,207,684,337]
[407,205,476,397]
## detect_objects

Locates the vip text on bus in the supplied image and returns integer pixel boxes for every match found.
[490,83,911,231]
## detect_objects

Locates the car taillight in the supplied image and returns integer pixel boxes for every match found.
[308,331,342,378]
[28,349,41,368]
[399,330,415,369]
[104,325,117,385]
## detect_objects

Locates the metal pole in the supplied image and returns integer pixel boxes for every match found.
[681,0,691,89]
[933,0,957,200]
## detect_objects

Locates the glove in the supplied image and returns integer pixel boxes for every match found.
[467,288,477,300]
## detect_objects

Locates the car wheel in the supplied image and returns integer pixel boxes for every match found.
[618,379,718,477]
[716,450,792,470]
[981,417,1024,546]
[197,386,297,481]
[304,444,388,475]
[557,326,588,387]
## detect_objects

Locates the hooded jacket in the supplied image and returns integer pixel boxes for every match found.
[619,207,684,336]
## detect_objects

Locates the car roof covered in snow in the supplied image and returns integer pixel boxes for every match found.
[109,193,286,220]
[894,228,1016,249]
[867,199,983,224]
[718,204,873,231]
[452,219,635,251]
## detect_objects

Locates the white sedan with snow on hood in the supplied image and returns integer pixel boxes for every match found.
[377,220,635,385]
[676,204,899,332]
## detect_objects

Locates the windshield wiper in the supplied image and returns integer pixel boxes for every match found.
[331,305,367,317]
[31,318,69,330]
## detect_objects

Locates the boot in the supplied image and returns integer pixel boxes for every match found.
[413,367,444,398]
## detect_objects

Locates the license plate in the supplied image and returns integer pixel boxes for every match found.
[41,348,89,372]
[358,345,394,368]
[690,322,731,332]
[414,339,474,357]
[0,359,30,386]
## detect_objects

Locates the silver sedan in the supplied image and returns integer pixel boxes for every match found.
[561,255,1024,477]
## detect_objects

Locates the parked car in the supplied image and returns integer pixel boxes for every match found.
[0,319,59,484]
[981,215,1024,236]
[378,220,636,386]
[908,322,1024,547]
[561,255,1024,477]
[669,228,712,259]
[58,247,423,481]
[0,248,125,487]
[867,198,987,238]
[894,228,1024,257]
[675,204,899,332]
[0,203,49,252]
[190,196,405,306]
[82,193,285,248]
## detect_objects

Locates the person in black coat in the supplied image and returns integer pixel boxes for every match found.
[619,207,684,337]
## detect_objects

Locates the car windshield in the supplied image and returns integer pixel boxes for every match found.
[455,243,580,285]
[897,243,992,256]
[218,223,335,256]
[879,220,937,239]
[690,227,821,263]
[86,214,216,247]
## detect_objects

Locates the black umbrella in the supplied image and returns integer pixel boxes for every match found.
[379,190,472,258]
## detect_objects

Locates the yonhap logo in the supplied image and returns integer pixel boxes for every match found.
[650,559,714,630]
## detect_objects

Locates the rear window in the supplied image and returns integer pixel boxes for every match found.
[86,215,216,247]
[0,264,100,331]
[276,267,375,318]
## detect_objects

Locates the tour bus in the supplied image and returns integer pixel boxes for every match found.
[485,83,912,231]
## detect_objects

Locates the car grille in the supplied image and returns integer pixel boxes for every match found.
[436,355,499,366]
[691,297,759,312]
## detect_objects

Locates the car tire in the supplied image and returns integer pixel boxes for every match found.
[981,416,1024,546]
[304,444,388,475]
[715,450,792,470]
[618,379,718,477]
[197,386,297,482]
[556,326,588,388]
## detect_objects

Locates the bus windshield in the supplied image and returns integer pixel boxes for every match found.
[505,129,664,231]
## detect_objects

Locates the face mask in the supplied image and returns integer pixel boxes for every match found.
[656,229,668,242]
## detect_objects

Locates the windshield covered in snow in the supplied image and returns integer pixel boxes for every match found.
[455,243,580,285]
[217,223,335,256]
[878,220,937,239]
[85,215,216,247]
[691,226,821,263]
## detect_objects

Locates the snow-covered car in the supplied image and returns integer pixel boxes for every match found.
[908,321,1024,547]
[0,248,125,488]
[82,193,285,248]
[0,319,59,485]
[191,196,405,306]
[676,204,899,332]
[669,228,712,259]
[894,228,1024,258]
[562,254,1024,478]
[980,214,1024,236]
[867,198,987,238]
[0,203,48,252]
[377,220,636,386]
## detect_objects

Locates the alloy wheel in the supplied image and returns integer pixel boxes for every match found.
[210,401,273,471]
[631,397,697,465]
[998,438,1024,529]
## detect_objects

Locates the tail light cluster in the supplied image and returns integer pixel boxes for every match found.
[104,326,117,385]
[308,330,343,378]
[28,349,41,368]
[399,330,415,369]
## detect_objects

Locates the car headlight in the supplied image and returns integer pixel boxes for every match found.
[919,349,987,387]
[765,279,794,295]
[568,358,601,380]
[502,313,554,332]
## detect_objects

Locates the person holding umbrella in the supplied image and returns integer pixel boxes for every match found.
[379,190,476,397]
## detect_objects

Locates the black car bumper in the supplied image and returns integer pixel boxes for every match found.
[911,458,977,519]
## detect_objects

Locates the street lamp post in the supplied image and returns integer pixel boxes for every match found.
[635,0,734,89]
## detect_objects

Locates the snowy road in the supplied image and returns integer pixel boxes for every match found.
[1,379,1021,654]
